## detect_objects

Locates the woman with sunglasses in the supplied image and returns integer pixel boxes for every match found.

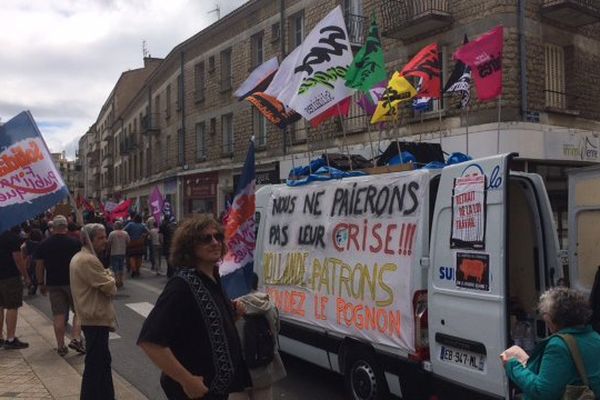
[138,214,250,400]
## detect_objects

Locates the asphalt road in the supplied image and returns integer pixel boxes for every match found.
[25,262,346,400]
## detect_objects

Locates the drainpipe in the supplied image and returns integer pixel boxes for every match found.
[518,0,528,121]
[180,50,186,166]
[280,0,287,156]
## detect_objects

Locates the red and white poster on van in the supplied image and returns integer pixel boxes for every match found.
[451,174,486,249]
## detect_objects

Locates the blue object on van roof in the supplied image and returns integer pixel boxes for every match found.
[287,166,366,186]
[447,152,472,165]
[423,161,446,169]
[389,151,416,166]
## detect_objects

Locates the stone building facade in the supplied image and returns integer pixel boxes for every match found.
[80,0,600,240]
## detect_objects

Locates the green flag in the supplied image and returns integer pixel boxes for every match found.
[345,16,387,92]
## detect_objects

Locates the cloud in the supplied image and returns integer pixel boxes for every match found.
[0,0,248,159]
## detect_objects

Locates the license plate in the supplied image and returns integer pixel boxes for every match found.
[440,345,486,371]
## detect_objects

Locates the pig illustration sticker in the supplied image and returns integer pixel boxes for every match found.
[456,252,490,291]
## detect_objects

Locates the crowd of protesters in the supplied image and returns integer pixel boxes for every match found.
[0,207,289,400]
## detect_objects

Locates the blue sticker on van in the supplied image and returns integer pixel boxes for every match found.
[439,266,455,281]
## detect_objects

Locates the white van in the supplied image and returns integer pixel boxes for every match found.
[254,153,562,400]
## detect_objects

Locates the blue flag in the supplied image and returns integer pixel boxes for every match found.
[0,111,69,233]
[220,137,256,299]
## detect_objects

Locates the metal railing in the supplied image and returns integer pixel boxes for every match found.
[543,0,600,12]
[141,113,160,132]
[381,0,450,31]
[345,13,368,46]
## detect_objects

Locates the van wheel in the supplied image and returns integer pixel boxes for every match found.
[344,350,388,400]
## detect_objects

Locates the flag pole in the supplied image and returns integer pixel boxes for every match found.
[393,108,404,164]
[337,103,353,171]
[496,95,502,153]
[438,102,443,146]
[319,123,331,169]
[465,103,470,154]
[366,119,376,167]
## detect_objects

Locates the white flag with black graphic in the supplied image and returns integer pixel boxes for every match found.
[445,35,472,109]
[275,5,355,121]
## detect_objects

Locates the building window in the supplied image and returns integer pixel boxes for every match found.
[154,94,161,120]
[178,128,185,165]
[290,11,304,50]
[194,62,206,102]
[251,32,264,68]
[176,74,183,111]
[208,55,215,72]
[165,84,172,119]
[220,48,232,91]
[222,114,234,155]
[253,108,267,147]
[271,23,281,44]
[210,117,217,136]
[165,136,171,169]
[196,122,206,160]
[545,44,566,109]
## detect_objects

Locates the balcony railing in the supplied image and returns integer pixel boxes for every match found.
[141,113,160,134]
[541,0,600,27]
[345,13,368,47]
[381,0,453,40]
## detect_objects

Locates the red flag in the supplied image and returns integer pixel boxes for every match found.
[310,97,352,128]
[400,43,441,99]
[107,199,132,222]
[454,26,503,101]
[81,197,95,213]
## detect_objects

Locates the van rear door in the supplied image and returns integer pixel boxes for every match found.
[567,165,600,292]
[429,154,514,399]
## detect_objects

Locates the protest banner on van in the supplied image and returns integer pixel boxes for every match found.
[261,170,429,351]
[0,111,69,234]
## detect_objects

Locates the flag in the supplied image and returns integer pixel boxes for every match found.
[148,186,164,225]
[454,26,503,101]
[445,36,472,109]
[371,72,417,123]
[162,201,176,223]
[0,111,69,234]
[106,199,132,223]
[80,197,95,212]
[345,15,387,92]
[274,6,356,123]
[309,96,351,128]
[246,92,301,128]
[357,80,388,115]
[412,97,432,112]
[220,138,256,298]
[400,43,441,99]
[234,57,279,100]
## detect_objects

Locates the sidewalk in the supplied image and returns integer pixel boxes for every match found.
[0,302,148,400]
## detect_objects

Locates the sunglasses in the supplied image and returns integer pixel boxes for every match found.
[197,232,225,244]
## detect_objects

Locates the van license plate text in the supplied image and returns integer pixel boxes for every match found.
[440,345,485,371]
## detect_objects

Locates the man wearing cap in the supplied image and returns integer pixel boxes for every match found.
[35,215,85,356]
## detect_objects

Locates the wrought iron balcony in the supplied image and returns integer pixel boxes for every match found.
[141,113,160,135]
[541,0,600,27]
[345,13,368,47]
[381,0,453,40]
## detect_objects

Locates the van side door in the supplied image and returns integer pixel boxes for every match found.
[429,154,514,399]
[568,165,600,293]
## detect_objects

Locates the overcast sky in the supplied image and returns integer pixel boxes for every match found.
[1,0,247,159]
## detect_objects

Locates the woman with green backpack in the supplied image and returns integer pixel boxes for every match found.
[502,287,600,399]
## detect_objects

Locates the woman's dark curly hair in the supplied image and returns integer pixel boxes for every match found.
[538,287,592,329]
[169,214,227,269]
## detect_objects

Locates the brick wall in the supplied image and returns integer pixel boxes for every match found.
[90,0,600,199]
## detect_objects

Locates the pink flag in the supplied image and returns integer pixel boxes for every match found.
[454,26,503,102]
[148,187,164,225]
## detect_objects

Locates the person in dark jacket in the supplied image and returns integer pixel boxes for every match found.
[138,215,250,400]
